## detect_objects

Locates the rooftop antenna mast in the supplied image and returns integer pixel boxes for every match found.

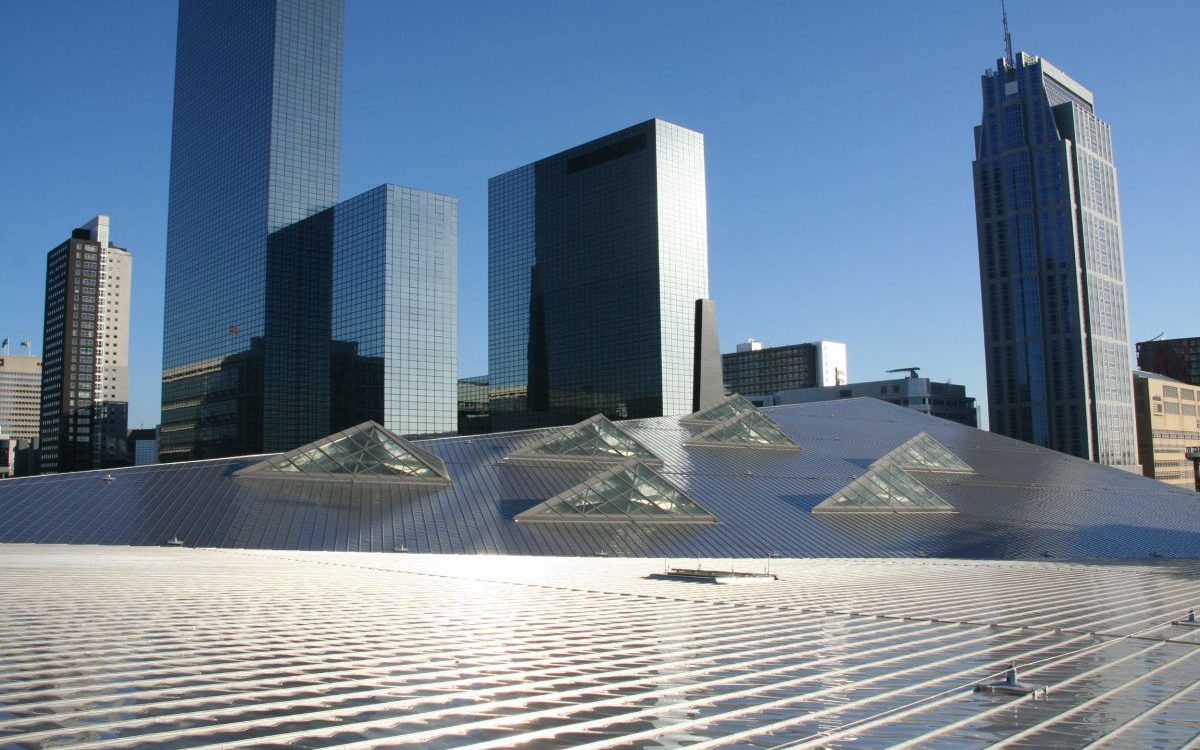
[1001,0,1016,70]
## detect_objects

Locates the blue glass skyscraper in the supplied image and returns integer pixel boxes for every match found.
[332,185,458,437]
[162,0,456,460]
[489,119,710,430]
[162,0,343,460]
[973,50,1138,470]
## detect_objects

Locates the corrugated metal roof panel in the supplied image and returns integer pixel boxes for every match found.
[4,547,1200,749]
[2,399,1198,559]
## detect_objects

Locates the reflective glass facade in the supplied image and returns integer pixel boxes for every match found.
[332,185,457,436]
[1138,337,1200,388]
[488,119,709,430]
[973,52,1137,469]
[162,0,344,460]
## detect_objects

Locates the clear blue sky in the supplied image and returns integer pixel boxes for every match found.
[1,1,1196,430]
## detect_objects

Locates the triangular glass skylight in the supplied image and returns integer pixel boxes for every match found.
[680,393,758,425]
[505,414,663,466]
[516,461,717,524]
[684,410,801,451]
[812,463,955,514]
[877,432,973,473]
[235,421,450,485]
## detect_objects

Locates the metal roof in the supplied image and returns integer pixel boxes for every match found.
[1,398,1198,559]
[3,545,1200,749]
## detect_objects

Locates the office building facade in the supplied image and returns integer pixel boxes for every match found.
[39,216,132,472]
[457,376,489,435]
[761,376,978,427]
[128,428,160,466]
[489,119,710,429]
[1137,337,1200,387]
[332,184,457,436]
[1132,370,1200,490]
[723,339,847,397]
[972,51,1137,469]
[0,353,42,442]
[161,0,344,460]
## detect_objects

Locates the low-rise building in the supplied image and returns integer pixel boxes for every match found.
[1138,336,1200,387]
[1133,370,1200,490]
[0,352,42,442]
[761,373,978,427]
[128,428,160,466]
[722,339,847,397]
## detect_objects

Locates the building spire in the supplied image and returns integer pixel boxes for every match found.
[1001,0,1015,69]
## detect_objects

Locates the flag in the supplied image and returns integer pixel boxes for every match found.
[0,338,7,349]
[19,341,29,348]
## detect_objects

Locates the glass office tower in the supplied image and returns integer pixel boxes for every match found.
[972,51,1138,469]
[161,0,343,460]
[332,185,458,437]
[489,119,709,430]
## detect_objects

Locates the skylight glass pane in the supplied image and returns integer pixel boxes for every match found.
[516,461,718,524]
[813,464,955,514]
[506,415,662,465]
[686,410,800,451]
[234,421,450,485]
[882,432,973,473]
[682,393,758,424]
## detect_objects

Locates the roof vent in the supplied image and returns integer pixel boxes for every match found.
[102,474,115,483]
[648,567,776,584]
[166,536,184,547]
[975,662,1045,697]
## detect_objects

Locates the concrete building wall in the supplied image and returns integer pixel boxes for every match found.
[39,216,131,472]
[1133,370,1200,490]
[723,340,848,396]
[768,377,978,428]
[0,354,42,442]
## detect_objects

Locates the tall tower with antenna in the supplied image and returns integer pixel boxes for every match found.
[970,33,1138,471]
[1001,0,1015,70]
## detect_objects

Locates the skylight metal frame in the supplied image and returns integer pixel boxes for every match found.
[813,462,956,514]
[234,421,451,486]
[505,413,664,466]
[515,460,718,525]
[680,393,759,425]
[875,431,974,474]
[683,410,801,452]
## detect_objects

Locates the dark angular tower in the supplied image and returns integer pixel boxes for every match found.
[972,48,1137,470]
[488,119,711,430]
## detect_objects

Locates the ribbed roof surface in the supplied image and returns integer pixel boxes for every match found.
[4,545,1200,749]
[1,398,1198,559]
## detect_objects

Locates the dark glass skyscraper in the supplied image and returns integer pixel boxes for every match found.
[162,0,343,460]
[488,119,710,430]
[972,51,1138,469]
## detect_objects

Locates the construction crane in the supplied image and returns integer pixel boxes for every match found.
[887,367,921,379]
